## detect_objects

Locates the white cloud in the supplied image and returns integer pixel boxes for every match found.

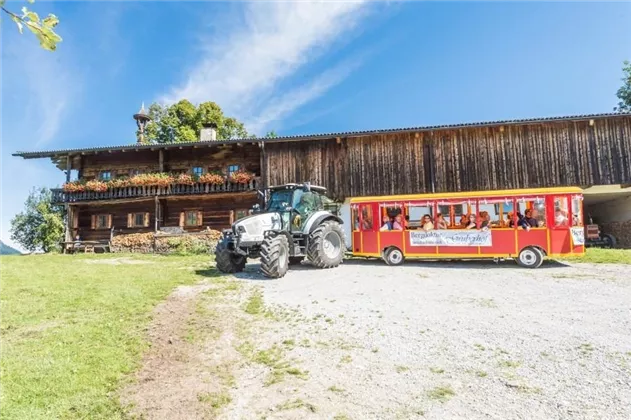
[162,1,371,134]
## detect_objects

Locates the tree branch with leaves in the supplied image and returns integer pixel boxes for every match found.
[615,60,631,112]
[2,0,62,51]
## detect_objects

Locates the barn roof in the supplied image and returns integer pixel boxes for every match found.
[12,111,631,159]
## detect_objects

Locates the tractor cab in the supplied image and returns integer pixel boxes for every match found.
[264,183,329,232]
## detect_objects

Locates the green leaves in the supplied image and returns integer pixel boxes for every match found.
[614,60,631,112]
[2,1,62,51]
[10,188,64,253]
[143,100,252,144]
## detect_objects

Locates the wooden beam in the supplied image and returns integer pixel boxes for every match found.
[155,196,159,233]
[158,149,164,172]
[65,154,72,183]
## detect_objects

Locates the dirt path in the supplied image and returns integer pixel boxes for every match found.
[122,260,631,420]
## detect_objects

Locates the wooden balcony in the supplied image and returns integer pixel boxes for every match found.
[52,178,260,203]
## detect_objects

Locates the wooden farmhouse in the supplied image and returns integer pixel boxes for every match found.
[13,110,631,247]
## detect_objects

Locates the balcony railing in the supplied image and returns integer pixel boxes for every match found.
[51,178,260,203]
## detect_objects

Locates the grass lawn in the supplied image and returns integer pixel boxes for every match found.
[0,253,212,420]
[560,247,631,264]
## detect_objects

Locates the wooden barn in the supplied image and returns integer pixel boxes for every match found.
[13,111,631,247]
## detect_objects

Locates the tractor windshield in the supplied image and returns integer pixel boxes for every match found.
[266,189,294,212]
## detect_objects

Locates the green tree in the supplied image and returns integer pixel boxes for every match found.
[265,131,278,138]
[615,60,631,112]
[10,188,64,253]
[144,100,249,143]
[2,0,62,51]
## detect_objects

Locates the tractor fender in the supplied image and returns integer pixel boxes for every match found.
[303,211,344,234]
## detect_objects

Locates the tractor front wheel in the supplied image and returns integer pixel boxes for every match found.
[260,234,290,278]
[215,239,246,273]
[307,221,345,269]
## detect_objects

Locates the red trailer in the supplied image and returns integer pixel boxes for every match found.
[349,187,585,268]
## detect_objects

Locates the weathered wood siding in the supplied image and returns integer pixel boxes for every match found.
[430,118,631,192]
[162,194,257,232]
[264,133,427,200]
[78,143,261,180]
[264,116,631,198]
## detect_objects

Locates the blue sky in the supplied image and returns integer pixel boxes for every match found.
[1,1,630,248]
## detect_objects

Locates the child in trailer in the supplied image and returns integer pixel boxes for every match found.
[380,215,393,231]
[392,214,405,230]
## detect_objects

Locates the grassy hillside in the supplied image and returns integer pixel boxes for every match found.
[0,254,211,420]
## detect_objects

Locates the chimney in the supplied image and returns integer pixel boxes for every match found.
[200,122,217,141]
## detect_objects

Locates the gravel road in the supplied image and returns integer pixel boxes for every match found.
[224,259,631,420]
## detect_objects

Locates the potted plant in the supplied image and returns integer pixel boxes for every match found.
[229,169,254,184]
[199,172,226,185]
[63,181,85,193]
[85,179,108,192]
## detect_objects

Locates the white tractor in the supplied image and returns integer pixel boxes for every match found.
[215,183,346,278]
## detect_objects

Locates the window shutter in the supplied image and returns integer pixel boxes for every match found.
[144,212,150,227]
[179,212,185,227]
[91,215,96,230]
[107,215,113,229]
[127,213,133,228]
[197,211,203,226]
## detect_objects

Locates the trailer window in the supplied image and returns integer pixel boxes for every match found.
[571,196,583,226]
[406,204,432,230]
[437,204,461,227]
[553,197,570,227]
[360,205,373,231]
[518,198,546,227]
[352,206,359,231]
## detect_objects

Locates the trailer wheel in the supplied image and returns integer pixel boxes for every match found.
[215,239,246,273]
[307,221,345,268]
[602,234,617,248]
[260,234,289,278]
[516,246,544,269]
[383,247,404,266]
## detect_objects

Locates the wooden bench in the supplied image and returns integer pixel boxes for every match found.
[61,241,110,254]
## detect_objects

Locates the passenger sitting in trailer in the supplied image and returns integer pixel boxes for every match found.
[479,211,492,229]
[421,214,434,231]
[555,208,568,226]
[392,214,405,230]
[435,213,447,230]
[380,215,393,231]
[523,209,538,228]
[465,214,477,229]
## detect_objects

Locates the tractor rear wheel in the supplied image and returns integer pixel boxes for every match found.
[307,221,345,269]
[260,234,290,278]
[215,239,246,273]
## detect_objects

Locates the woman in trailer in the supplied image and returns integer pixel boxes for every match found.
[421,214,434,231]
[459,214,469,229]
[479,211,492,229]
[435,213,447,230]
[465,214,478,229]
[555,208,568,226]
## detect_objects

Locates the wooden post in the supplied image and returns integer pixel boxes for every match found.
[158,149,164,172]
[65,154,72,183]
[154,196,159,232]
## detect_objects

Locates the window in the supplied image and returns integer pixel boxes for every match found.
[228,164,240,176]
[235,209,248,221]
[438,204,463,228]
[360,204,373,231]
[127,212,149,228]
[405,204,433,230]
[352,206,359,231]
[91,214,111,230]
[99,171,112,181]
[571,196,583,226]
[129,169,142,177]
[553,196,570,228]
[181,210,202,227]
[517,198,546,227]
[192,167,204,177]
